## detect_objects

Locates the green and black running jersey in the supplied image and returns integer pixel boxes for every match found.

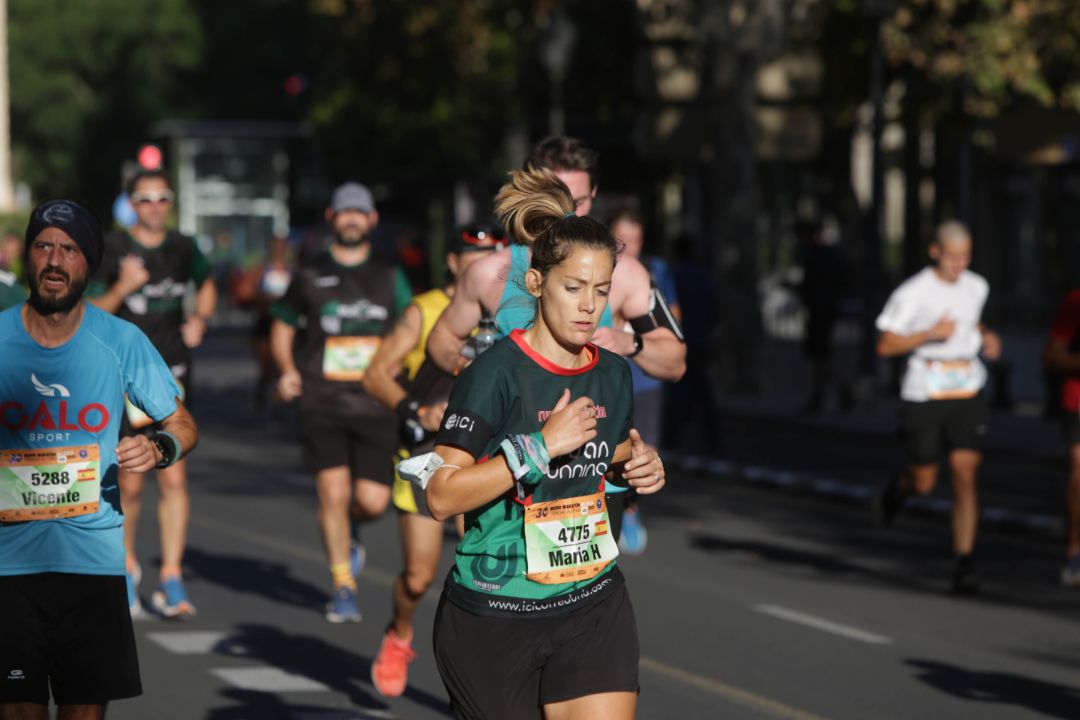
[435,329,633,614]
[271,249,411,417]
[88,231,211,371]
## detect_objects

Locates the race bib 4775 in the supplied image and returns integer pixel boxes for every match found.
[524,491,619,584]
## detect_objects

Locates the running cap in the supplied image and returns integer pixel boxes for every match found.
[330,182,375,214]
[25,198,104,273]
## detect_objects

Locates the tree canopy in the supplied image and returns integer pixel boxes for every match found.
[884,0,1080,117]
[10,0,202,203]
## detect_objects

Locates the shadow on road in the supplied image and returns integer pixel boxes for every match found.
[184,546,329,612]
[205,624,451,719]
[687,511,1079,617]
[906,659,1080,719]
[688,532,940,595]
[205,689,385,720]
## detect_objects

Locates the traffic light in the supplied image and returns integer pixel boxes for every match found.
[137,144,163,170]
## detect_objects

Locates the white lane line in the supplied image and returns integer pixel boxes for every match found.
[210,667,330,692]
[754,604,892,645]
[639,657,831,720]
[146,631,229,655]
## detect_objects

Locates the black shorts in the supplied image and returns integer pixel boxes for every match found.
[901,395,988,466]
[0,573,141,706]
[433,569,639,719]
[297,412,396,483]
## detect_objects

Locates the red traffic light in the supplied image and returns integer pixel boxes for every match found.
[284,74,308,96]
[137,144,163,170]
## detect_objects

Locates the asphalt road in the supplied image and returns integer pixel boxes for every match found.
[106,332,1080,720]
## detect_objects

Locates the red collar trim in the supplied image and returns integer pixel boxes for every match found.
[509,328,598,376]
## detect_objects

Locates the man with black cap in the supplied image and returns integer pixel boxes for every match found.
[87,168,215,619]
[0,199,197,718]
[270,182,412,623]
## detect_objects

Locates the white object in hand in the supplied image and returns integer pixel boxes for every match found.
[396,452,445,490]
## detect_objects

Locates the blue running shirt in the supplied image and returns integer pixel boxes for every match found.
[0,303,180,576]
[495,244,613,339]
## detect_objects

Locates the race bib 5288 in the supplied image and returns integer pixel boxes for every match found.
[0,445,100,521]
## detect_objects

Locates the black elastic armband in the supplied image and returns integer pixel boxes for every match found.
[628,332,644,358]
[150,431,181,469]
[628,286,685,342]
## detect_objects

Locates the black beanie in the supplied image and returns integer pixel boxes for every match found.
[25,199,104,274]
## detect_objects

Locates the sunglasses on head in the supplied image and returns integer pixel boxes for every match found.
[460,227,506,251]
[131,190,175,205]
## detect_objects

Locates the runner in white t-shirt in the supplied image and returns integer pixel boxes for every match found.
[874,221,1001,595]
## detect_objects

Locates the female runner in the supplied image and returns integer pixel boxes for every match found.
[423,167,666,719]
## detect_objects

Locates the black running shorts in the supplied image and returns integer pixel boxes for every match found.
[297,411,396,483]
[433,570,639,719]
[0,573,142,706]
[901,395,988,466]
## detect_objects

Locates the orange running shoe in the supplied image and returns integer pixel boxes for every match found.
[371,628,417,697]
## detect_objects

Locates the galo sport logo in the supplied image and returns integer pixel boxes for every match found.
[32,374,70,398]
[0,375,109,433]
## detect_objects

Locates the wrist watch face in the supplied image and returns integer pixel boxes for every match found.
[152,438,170,465]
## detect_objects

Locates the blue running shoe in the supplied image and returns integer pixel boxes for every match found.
[618,507,648,556]
[325,585,362,623]
[125,563,143,618]
[151,575,197,618]
[350,542,366,580]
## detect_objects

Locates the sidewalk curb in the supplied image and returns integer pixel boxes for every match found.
[666,452,1064,541]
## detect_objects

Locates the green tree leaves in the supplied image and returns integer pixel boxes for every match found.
[884,0,1080,117]
[10,0,202,198]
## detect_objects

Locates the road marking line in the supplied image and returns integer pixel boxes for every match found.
[754,604,892,645]
[210,666,330,692]
[146,631,229,655]
[639,656,831,720]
